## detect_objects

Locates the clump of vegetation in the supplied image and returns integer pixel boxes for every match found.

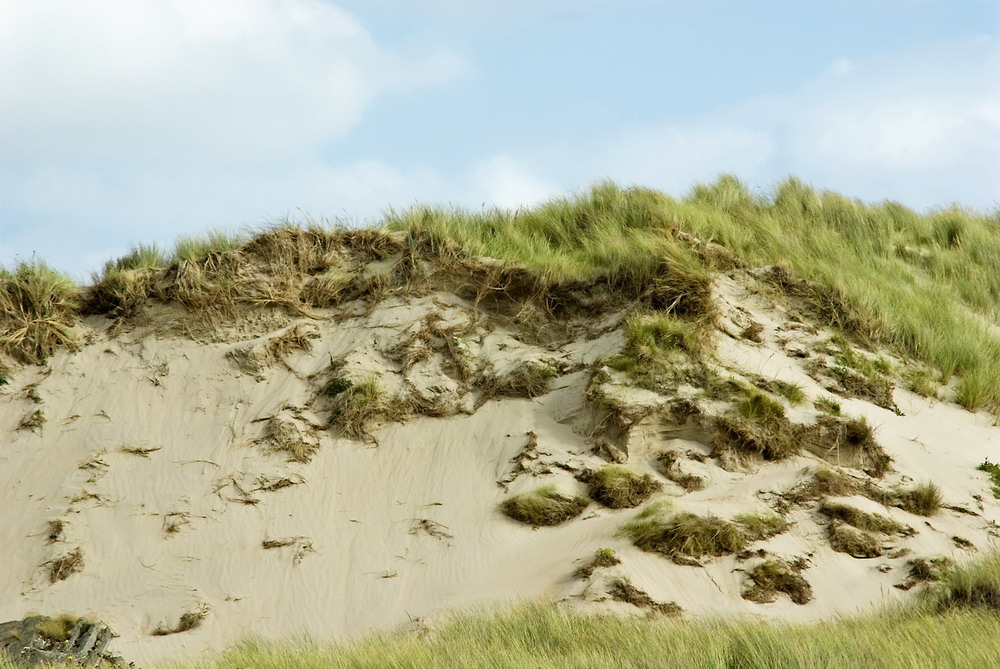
[752,376,806,406]
[733,512,789,541]
[712,390,801,463]
[808,415,891,477]
[153,606,210,636]
[34,614,82,642]
[624,507,747,559]
[743,559,813,605]
[896,482,943,516]
[607,577,683,616]
[17,408,45,432]
[896,557,954,591]
[813,396,842,415]
[0,262,78,364]
[655,451,705,492]
[977,459,1000,499]
[500,486,589,527]
[785,468,859,505]
[586,466,662,509]
[925,553,1000,613]
[47,547,84,583]
[828,524,883,558]
[605,311,710,394]
[329,376,385,439]
[820,501,906,535]
[574,548,621,579]
[481,361,556,400]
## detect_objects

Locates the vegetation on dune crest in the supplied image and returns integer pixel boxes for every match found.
[499,485,589,526]
[3,176,999,412]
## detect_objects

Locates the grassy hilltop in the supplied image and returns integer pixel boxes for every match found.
[1,176,998,668]
[4,176,999,410]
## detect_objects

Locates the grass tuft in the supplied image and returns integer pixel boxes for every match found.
[733,512,790,541]
[587,466,662,509]
[743,560,813,605]
[896,482,943,516]
[624,510,747,558]
[0,262,78,364]
[976,459,1000,499]
[500,486,589,527]
[329,376,384,440]
[34,614,82,642]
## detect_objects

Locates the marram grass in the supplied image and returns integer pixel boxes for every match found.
[3,176,999,411]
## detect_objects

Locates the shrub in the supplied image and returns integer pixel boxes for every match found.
[587,466,662,509]
[500,486,589,527]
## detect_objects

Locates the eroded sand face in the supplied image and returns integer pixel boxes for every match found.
[1,279,998,665]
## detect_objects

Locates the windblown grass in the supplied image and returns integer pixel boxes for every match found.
[0,262,78,363]
[163,553,1000,669]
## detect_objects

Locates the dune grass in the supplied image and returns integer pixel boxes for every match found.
[147,552,1000,669]
[499,485,589,527]
[3,177,998,414]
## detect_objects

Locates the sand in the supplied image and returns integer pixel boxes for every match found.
[1,275,998,665]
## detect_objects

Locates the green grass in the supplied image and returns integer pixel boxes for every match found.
[976,459,1000,499]
[820,501,906,535]
[152,553,1000,669]
[623,509,747,558]
[499,486,589,527]
[586,465,662,509]
[4,177,998,415]
[328,376,384,440]
[896,482,943,516]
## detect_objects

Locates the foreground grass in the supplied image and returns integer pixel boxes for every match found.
[163,609,997,669]
[154,554,1000,669]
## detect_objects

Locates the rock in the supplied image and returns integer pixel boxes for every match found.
[0,615,129,668]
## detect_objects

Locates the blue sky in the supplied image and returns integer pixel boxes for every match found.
[1,1,998,281]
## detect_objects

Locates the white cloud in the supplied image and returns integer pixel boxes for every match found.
[571,36,1000,209]
[471,155,559,210]
[0,0,466,159]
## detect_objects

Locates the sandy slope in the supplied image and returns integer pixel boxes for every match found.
[1,280,998,665]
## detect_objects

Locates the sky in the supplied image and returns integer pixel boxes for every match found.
[1,0,998,281]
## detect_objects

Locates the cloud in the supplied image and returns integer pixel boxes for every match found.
[0,0,467,277]
[471,155,559,210]
[0,0,466,159]
[571,36,1000,209]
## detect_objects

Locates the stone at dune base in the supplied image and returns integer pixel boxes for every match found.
[0,615,129,668]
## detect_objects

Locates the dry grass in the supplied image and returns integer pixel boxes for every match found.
[828,524,883,558]
[479,361,556,400]
[733,512,789,541]
[329,376,385,440]
[573,548,621,579]
[153,606,209,636]
[499,486,589,527]
[819,501,906,534]
[606,577,683,615]
[0,262,78,364]
[47,547,84,583]
[586,466,662,509]
[655,450,706,492]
